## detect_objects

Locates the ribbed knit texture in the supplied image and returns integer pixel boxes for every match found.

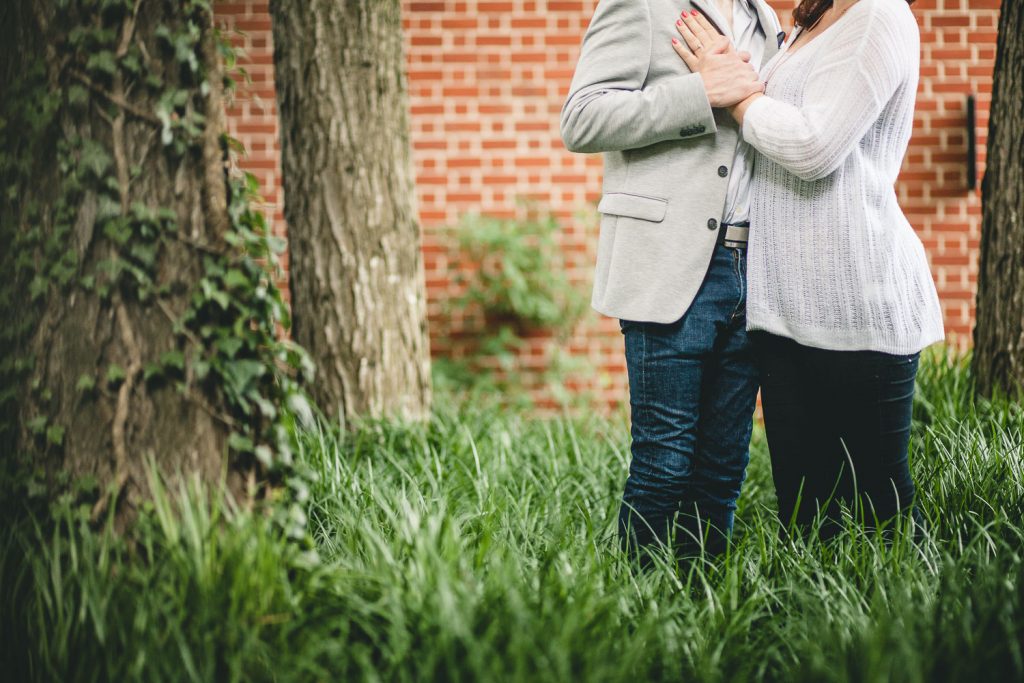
[742,0,945,354]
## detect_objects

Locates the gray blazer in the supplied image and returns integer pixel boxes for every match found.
[561,0,782,324]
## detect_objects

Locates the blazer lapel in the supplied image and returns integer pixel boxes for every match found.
[750,0,782,61]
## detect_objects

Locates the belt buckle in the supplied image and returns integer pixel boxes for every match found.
[717,221,750,249]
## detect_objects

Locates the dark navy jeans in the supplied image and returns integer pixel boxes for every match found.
[618,244,759,559]
[751,331,922,540]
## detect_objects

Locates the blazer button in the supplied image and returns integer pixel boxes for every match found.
[679,128,689,137]
[718,165,729,177]
[707,218,718,230]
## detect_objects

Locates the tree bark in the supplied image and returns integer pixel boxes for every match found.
[269,0,432,423]
[0,0,248,520]
[974,0,1024,398]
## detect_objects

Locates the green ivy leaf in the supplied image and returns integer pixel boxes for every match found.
[73,474,99,495]
[46,424,65,446]
[154,25,173,46]
[86,51,118,78]
[76,374,96,392]
[160,350,185,370]
[253,394,277,419]
[227,431,254,453]
[28,275,48,300]
[254,445,273,468]
[143,362,163,382]
[224,135,245,154]
[121,53,141,74]
[27,415,47,435]
[217,337,243,358]
[267,236,287,254]
[193,359,211,380]
[155,103,174,146]
[223,269,249,290]
[224,359,265,393]
[129,241,158,268]
[67,26,90,48]
[67,85,89,106]
[79,139,112,179]
[106,364,126,385]
[96,195,122,220]
[209,290,230,309]
[286,393,314,428]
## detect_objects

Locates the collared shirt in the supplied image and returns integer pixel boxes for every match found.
[704,0,766,225]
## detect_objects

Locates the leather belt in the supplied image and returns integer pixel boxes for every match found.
[717,221,750,249]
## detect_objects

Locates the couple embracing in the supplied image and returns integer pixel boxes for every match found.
[561,0,944,560]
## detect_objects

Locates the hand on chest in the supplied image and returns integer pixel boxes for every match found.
[650,0,773,79]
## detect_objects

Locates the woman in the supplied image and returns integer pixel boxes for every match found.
[675,0,944,538]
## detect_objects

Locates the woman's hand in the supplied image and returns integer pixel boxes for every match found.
[671,10,764,109]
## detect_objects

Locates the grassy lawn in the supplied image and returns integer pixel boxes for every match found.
[2,351,1022,682]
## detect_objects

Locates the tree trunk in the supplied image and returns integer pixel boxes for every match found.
[269,0,432,423]
[974,0,1024,398]
[0,0,295,523]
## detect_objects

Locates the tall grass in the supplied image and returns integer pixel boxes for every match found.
[2,350,1022,682]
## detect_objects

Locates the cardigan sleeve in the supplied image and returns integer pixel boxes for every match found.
[741,1,918,182]
[560,0,718,153]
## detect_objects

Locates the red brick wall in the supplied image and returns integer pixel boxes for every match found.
[215,0,999,408]
[215,4,288,304]
[899,0,999,344]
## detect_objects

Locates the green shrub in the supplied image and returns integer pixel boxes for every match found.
[435,210,590,404]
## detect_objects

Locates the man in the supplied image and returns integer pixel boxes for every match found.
[560,0,783,560]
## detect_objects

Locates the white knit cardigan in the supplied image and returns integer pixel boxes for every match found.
[742,0,945,355]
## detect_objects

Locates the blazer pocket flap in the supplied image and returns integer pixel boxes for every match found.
[597,192,668,223]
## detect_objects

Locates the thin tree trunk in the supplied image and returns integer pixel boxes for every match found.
[0,0,254,521]
[269,0,432,423]
[974,0,1024,398]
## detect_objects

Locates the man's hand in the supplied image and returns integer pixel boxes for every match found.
[671,10,764,108]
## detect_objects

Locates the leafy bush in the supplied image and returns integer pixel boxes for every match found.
[452,211,586,330]
[435,210,589,403]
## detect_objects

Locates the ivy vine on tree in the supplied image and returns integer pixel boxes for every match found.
[0,0,313,531]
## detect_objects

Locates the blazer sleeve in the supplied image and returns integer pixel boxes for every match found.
[741,1,917,182]
[559,0,718,153]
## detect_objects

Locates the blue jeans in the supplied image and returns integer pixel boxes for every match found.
[751,331,922,540]
[618,244,760,558]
